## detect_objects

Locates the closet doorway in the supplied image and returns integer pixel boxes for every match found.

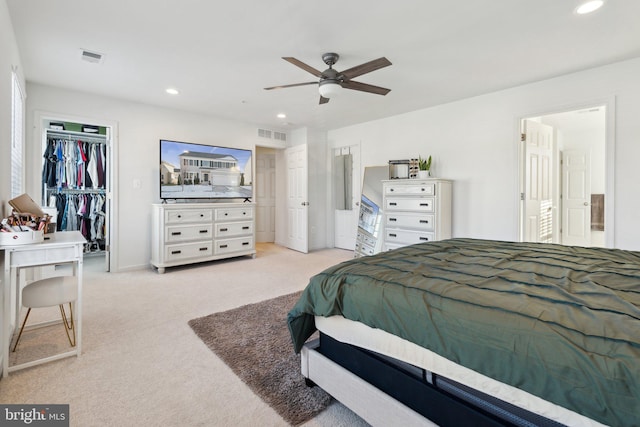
[519,103,613,248]
[36,112,116,272]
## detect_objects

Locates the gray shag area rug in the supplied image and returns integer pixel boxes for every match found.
[188,292,331,425]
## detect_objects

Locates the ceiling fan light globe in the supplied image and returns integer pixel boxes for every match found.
[318,81,342,98]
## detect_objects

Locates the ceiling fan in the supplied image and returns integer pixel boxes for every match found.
[264,53,392,104]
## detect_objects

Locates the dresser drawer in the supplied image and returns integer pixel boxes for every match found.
[215,207,254,221]
[165,209,213,224]
[385,213,435,231]
[385,183,434,196]
[215,237,254,254]
[385,229,435,245]
[385,197,435,212]
[215,221,253,238]
[165,224,213,242]
[164,241,213,261]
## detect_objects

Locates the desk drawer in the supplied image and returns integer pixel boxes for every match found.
[10,245,80,267]
[164,242,213,261]
[166,224,213,242]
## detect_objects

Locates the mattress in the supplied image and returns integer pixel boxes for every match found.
[288,238,640,426]
[316,314,605,427]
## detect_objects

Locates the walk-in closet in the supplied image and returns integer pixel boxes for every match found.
[41,120,112,270]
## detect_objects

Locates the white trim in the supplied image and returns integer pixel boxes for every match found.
[34,110,119,272]
[515,96,615,247]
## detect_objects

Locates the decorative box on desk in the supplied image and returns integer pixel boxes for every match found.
[150,202,256,273]
[0,229,45,246]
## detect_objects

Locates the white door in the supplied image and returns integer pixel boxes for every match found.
[334,145,360,250]
[255,149,276,242]
[285,144,308,253]
[523,120,554,243]
[561,150,591,246]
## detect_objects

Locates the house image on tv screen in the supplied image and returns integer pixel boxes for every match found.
[179,151,242,186]
[160,140,253,200]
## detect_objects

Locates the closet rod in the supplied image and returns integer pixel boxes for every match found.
[47,130,107,144]
[47,188,106,194]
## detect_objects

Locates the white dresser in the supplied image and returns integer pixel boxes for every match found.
[382,179,452,251]
[151,202,255,273]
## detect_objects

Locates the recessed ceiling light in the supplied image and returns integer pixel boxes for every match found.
[166,88,179,95]
[575,0,604,15]
[277,113,287,119]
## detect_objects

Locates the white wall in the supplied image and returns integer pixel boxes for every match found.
[328,57,640,251]
[0,0,25,216]
[24,83,270,271]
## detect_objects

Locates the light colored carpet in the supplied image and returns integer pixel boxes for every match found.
[0,243,370,427]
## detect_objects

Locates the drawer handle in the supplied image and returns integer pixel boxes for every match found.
[199,230,208,233]
[220,228,228,232]
[177,215,182,218]
[199,247,208,251]
[420,203,430,207]
[171,232,182,236]
[389,218,397,222]
[420,237,430,241]
[389,233,397,237]
[419,220,429,224]
[243,212,247,215]
[200,214,204,217]
[225,213,228,216]
[390,188,394,192]
[389,202,397,206]
[171,250,181,254]
[220,244,228,248]
[242,242,249,246]
[242,226,250,230]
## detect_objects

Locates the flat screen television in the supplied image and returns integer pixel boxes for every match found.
[160,139,253,200]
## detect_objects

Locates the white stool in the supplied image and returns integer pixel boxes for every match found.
[12,276,78,352]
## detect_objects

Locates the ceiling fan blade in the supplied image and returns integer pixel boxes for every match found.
[319,96,330,104]
[340,57,392,80]
[341,80,391,96]
[283,57,323,78]
[264,81,318,90]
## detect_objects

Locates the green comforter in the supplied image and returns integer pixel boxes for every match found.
[287,238,640,426]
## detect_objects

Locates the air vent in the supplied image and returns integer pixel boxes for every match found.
[257,128,287,141]
[80,49,104,64]
[258,128,272,139]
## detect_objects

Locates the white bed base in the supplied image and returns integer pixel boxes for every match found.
[301,339,437,427]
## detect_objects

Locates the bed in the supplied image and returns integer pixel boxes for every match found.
[287,238,640,426]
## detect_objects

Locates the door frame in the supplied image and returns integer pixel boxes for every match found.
[516,97,615,248]
[333,143,361,250]
[34,110,118,272]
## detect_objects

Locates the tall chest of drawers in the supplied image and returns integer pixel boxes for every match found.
[382,179,452,251]
[151,203,255,273]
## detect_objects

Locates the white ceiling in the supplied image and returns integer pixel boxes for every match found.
[7,0,640,131]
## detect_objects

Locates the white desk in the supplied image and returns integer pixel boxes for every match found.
[1,231,85,377]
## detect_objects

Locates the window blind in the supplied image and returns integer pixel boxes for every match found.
[11,71,24,198]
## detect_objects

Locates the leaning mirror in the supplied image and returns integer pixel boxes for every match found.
[354,166,388,257]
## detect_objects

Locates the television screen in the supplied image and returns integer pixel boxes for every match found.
[160,139,253,200]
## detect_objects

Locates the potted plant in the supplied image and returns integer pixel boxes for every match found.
[418,155,432,178]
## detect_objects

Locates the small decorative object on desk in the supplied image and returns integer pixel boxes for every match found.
[417,155,432,179]
[1,193,52,245]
